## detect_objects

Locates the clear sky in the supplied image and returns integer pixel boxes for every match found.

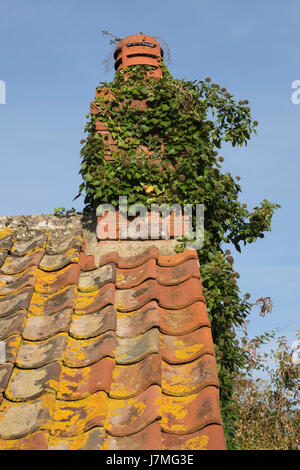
[0,0,299,349]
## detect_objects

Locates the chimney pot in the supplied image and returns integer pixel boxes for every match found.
[114,34,163,76]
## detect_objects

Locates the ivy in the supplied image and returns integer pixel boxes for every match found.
[53,206,76,216]
[77,63,280,446]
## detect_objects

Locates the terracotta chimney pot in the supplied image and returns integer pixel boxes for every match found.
[114,34,164,77]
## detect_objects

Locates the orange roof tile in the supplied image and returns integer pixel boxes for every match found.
[0,222,226,450]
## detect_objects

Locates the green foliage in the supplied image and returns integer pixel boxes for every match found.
[53,206,76,216]
[232,329,300,449]
[101,30,123,46]
[77,63,280,446]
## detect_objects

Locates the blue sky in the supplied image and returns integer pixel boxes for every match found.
[0,0,299,349]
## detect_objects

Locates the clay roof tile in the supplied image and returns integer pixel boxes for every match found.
[0,220,226,450]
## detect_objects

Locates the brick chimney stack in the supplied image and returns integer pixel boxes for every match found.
[90,34,187,241]
[90,34,164,162]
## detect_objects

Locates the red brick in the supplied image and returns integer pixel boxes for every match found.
[79,252,96,271]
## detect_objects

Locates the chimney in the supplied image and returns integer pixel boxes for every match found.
[90,35,164,161]
[113,34,164,78]
[91,34,188,241]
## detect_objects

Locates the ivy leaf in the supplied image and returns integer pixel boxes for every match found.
[83,174,93,182]
[140,85,149,96]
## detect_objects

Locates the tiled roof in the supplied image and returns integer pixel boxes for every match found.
[0,217,226,450]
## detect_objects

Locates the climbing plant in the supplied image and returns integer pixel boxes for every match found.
[77,63,280,447]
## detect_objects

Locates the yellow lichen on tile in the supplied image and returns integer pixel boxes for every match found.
[8,334,21,347]
[34,267,71,293]
[75,289,100,311]
[134,401,146,418]
[34,270,55,293]
[111,367,120,379]
[116,309,135,319]
[46,378,59,392]
[182,435,209,450]
[77,284,96,293]
[29,286,73,315]
[110,370,135,399]
[174,344,204,360]
[115,349,127,360]
[169,424,186,432]
[51,391,107,436]
[105,396,148,431]
[0,266,38,293]
[100,438,109,450]
[64,337,90,362]
[158,394,197,425]
[0,228,14,241]
[4,334,22,360]
[48,432,86,450]
[56,365,91,399]
[109,384,132,399]
[161,372,195,396]
[0,437,34,450]
[66,247,80,264]
[48,426,105,450]
[109,367,135,398]
[113,301,125,311]
[104,398,127,431]
[40,246,80,272]
[14,245,45,258]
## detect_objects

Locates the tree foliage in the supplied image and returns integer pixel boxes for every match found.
[233,328,300,450]
[77,63,280,446]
